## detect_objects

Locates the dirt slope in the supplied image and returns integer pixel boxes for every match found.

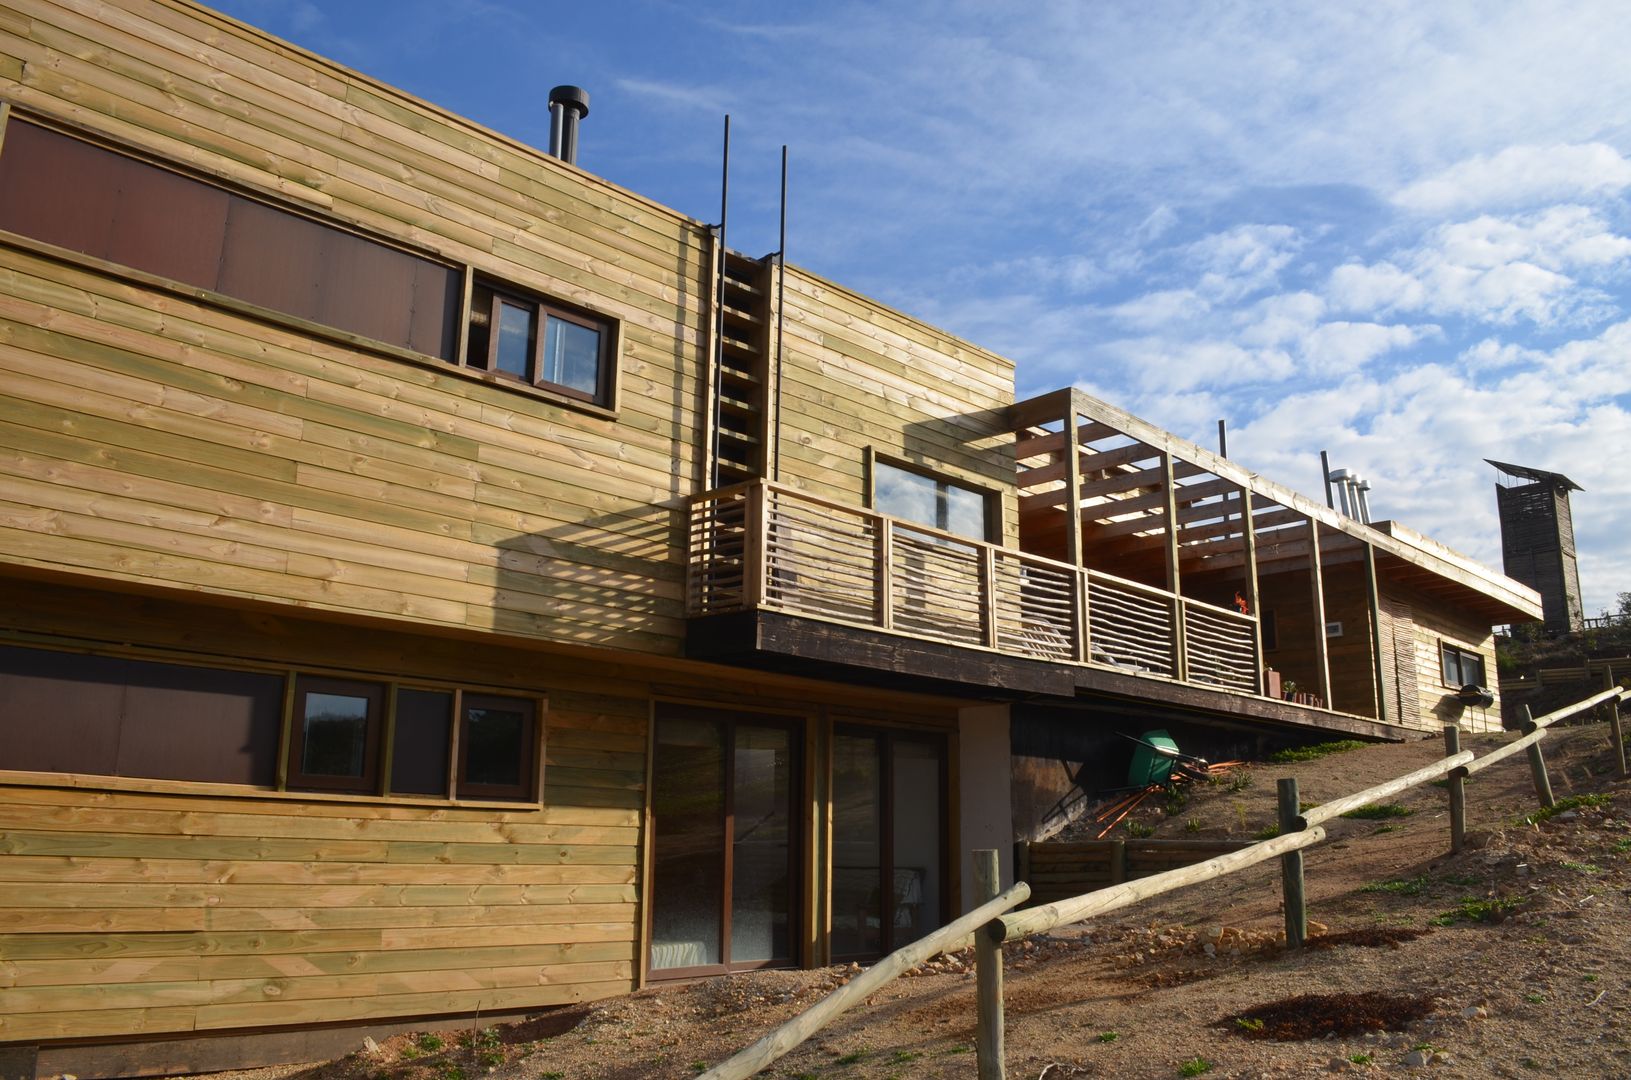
[219,716,1631,1080]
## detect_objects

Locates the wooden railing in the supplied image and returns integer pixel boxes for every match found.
[687,481,1260,696]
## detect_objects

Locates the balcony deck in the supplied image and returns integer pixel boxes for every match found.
[684,480,1400,738]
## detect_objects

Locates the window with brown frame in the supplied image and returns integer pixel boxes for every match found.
[286,676,386,794]
[0,114,618,412]
[466,279,612,404]
[0,117,460,359]
[456,693,539,800]
[870,455,994,542]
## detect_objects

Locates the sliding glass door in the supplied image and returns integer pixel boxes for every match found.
[830,728,947,962]
[649,706,800,977]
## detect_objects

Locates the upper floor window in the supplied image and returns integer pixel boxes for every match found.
[467,280,611,404]
[1440,642,1486,688]
[0,114,616,411]
[872,457,992,541]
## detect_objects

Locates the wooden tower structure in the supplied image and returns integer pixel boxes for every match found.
[1488,460,1584,633]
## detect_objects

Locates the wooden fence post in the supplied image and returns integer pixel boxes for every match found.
[1278,778,1306,948]
[1443,725,1466,854]
[1521,705,1555,810]
[974,850,1006,1080]
[1604,668,1627,779]
[1108,838,1127,885]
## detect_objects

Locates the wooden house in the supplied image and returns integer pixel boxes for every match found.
[0,1,1541,1073]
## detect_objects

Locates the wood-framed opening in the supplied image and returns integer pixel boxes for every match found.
[285,675,386,794]
[467,277,615,407]
[829,724,950,964]
[647,703,804,980]
[866,448,1001,544]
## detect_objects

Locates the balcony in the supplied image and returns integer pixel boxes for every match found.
[686,480,1263,700]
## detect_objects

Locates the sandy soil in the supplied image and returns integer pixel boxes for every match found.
[208,715,1631,1080]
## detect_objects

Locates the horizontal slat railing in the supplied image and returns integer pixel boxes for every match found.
[688,481,1265,696]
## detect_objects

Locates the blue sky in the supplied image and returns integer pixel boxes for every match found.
[215,0,1631,616]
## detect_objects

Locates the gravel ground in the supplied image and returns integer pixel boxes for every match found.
[199,716,1631,1080]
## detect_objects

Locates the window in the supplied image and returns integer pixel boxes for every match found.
[0,643,542,802]
[871,457,991,541]
[1441,643,1486,688]
[467,279,611,404]
[0,645,282,784]
[287,676,385,793]
[0,114,618,411]
[0,117,460,358]
[285,681,540,801]
[457,693,539,800]
[830,727,946,961]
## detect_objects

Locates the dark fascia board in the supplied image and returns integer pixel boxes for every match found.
[687,610,1402,741]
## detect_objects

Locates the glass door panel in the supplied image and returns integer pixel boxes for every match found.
[650,717,725,971]
[831,733,883,959]
[830,728,946,961]
[890,737,943,947]
[730,724,793,964]
[650,708,800,976]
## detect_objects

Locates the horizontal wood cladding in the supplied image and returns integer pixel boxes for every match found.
[0,0,716,656]
[0,582,968,1044]
[0,240,694,652]
[0,712,642,1042]
[775,267,1018,541]
[1383,580,1503,735]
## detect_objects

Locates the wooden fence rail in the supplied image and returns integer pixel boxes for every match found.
[974,684,1626,1078]
[697,874,1031,1080]
[700,686,1625,1079]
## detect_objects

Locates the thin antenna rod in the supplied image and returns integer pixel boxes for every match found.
[709,115,730,489]
[772,145,788,483]
[1320,450,1333,509]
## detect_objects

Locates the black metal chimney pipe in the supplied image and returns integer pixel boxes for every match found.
[548,85,590,165]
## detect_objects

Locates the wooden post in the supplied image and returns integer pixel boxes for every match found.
[1063,407,1083,571]
[1605,668,1627,779]
[1306,522,1332,709]
[1161,453,1186,682]
[1364,546,1388,724]
[1443,725,1466,854]
[744,482,767,608]
[980,546,998,649]
[1014,841,1032,889]
[876,520,894,630]
[1278,778,1307,948]
[974,849,1006,1080]
[1240,487,1264,693]
[1107,838,1127,885]
[1521,705,1555,810]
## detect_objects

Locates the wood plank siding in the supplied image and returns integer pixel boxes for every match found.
[775,268,1018,542]
[0,0,711,656]
[0,0,1531,1060]
[0,577,963,1043]
[0,0,998,1054]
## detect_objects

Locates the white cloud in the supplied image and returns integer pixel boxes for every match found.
[1459,338,1542,371]
[1299,322,1422,376]
[1394,143,1631,214]
[1106,289,1209,330]
[1188,225,1300,302]
[1328,207,1631,326]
